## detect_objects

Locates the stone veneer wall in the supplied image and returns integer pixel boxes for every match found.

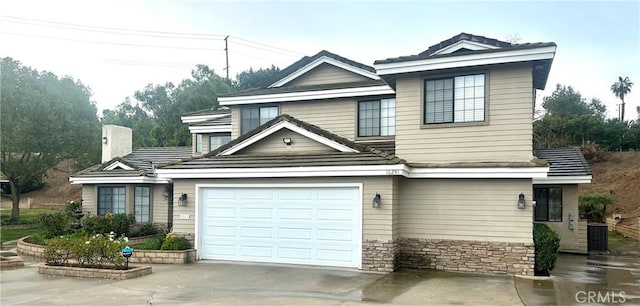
[362,239,397,272]
[396,238,534,276]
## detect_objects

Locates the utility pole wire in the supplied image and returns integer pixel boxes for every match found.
[230,36,305,56]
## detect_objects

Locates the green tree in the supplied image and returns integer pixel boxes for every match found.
[610,76,633,121]
[0,57,100,220]
[101,98,158,147]
[233,65,280,90]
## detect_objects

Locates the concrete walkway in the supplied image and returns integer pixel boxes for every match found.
[1,255,523,305]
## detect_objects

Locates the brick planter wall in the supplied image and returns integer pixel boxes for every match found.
[0,256,25,270]
[362,239,397,272]
[16,237,44,258]
[38,263,152,280]
[397,238,535,276]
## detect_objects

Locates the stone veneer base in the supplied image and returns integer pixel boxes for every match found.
[38,263,152,280]
[362,239,397,272]
[397,238,535,276]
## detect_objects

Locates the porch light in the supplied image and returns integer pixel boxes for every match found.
[282,138,292,146]
[102,136,108,144]
[178,193,188,206]
[372,193,381,208]
[517,193,525,209]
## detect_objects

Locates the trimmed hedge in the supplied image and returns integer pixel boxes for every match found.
[533,223,560,275]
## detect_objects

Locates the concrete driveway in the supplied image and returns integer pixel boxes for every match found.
[515,254,640,306]
[1,256,523,305]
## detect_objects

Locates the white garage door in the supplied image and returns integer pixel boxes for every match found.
[199,186,361,268]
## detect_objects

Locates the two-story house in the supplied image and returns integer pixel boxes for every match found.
[71,33,591,276]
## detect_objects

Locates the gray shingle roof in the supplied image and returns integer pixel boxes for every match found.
[188,114,231,127]
[534,148,592,177]
[181,108,230,117]
[73,147,192,178]
[220,79,387,98]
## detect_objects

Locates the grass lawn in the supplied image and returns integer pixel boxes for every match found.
[0,208,56,225]
[0,228,41,244]
[609,231,640,256]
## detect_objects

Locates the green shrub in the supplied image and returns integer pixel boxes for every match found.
[36,211,71,238]
[533,223,560,275]
[43,233,127,268]
[137,223,160,236]
[82,213,135,238]
[579,193,613,222]
[135,235,165,250]
[64,200,82,215]
[28,231,51,245]
[161,235,191,250]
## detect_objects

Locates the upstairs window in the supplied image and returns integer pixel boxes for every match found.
[241,106,278,134]
[424,74,485,125]
[98,186,126,215]
[358,98,395,137]
[534,187,562,222]
[210,133,231,151]
[195,134,203,153]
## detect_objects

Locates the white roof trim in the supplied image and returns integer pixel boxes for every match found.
[220,121,359,155]
[533,175,592,184]
[103,161,134,171]
[69,176,170,184]
[181,113,228,124]
[188,125,231,133]
[430,40,500,56]
[156,164,549,179]
[375,45,556,76]
[269,56,379,88]
[219,85,394,106]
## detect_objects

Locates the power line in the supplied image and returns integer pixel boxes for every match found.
[230,36,305,56]
[231,40,301,58]
[0,15,227,38]
[0,31,225,51]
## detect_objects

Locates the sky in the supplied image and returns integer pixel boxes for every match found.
[1,0,639,120]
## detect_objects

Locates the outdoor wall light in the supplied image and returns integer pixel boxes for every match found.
[282,138,292,146]
[178,193,188,206]
[517,193,525,209]
[372,193,381,208]
[102,136,108,144]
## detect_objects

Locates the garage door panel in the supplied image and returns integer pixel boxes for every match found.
[200,186,360,268]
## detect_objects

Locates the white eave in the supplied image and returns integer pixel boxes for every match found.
[181,113,229,124]
[188,125,231,134]
[269,56,380,88]
[430,40,499,56]
[218,85,395,106]
[103,161,134,171]
[375,45,556,76]
[533,175,592,184]
[69,176,170,184]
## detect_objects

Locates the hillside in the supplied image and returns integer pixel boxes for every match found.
[21,159,82,209]
[580,151,640,225]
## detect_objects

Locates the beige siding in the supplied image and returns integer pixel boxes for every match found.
[239,129,335,154]
[152,184,169,226]
[535,184,584,253]
[172,176,395,242]
[395,63,534,163]
[281,98,356,139]
[286,63,370,87]
[231,107,241,140]
[399,178,533,243]
[82,185,97,216]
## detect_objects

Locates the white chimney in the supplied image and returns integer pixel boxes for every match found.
[102,125,132,163]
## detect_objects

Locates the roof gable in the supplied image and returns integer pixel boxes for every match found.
[103,161,134,171]
[424,33,511,56]
[236,128,338,155]
[269,50,379,88]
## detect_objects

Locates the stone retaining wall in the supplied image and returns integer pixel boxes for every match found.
[38,263,152,280]
[0,256,25,270]
[17,237,43,258]
[396,238,535,276]
[362,239,397,272]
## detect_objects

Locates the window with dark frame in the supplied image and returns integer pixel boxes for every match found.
[97,186,126,215]
[424,74,485,125]
[210,133,231,151]
[134,186,150,223]
[241,106,278,134]
[358,98,395,137]
[534,187,563,222]
[195,134,203,153]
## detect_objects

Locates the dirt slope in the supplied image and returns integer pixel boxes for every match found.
[22,159,82,209]
[580,151,640,224]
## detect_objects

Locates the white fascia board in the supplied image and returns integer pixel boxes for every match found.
[218,85,395,106]
[220,121,359,155]
[157,164,408,179]
[375,46,557,76]
[533,175,592,184]
[188,125,231,133]
[269,56,379,88]
[407,167,550,179]
[430,40,499,56]
[0,179,8,183]
[181,113,227,124]
[69,176,170,185]
[103,161,134,171]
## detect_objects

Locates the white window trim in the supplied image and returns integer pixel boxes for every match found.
[195,134,203,153]
[104,161,134,171]
[269,56,379,88]
[430,40,500,56]
[221,121,359,155]
[424,74,485,125]
[219,85,395,105]
[194,182,364,268]
[375,45,556,76]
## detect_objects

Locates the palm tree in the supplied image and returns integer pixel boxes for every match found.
[610,76,633,121]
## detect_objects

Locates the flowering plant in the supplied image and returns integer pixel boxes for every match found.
[43,232,129,269]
